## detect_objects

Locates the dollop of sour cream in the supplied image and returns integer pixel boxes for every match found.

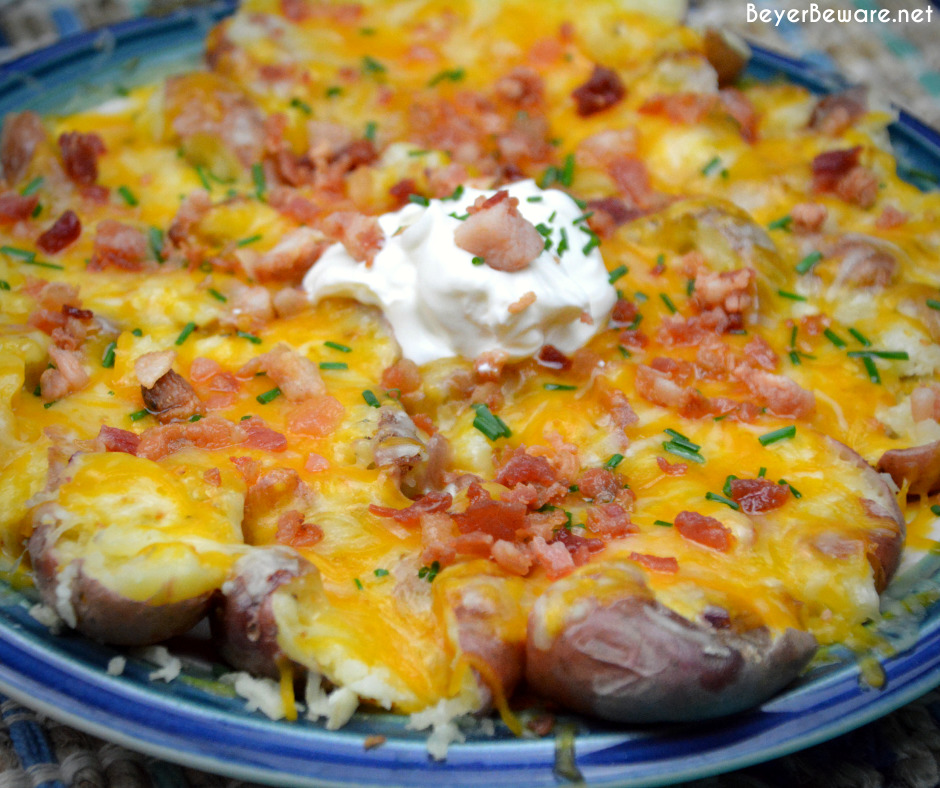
[302,180,616,364]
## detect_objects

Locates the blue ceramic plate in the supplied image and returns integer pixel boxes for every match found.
[1,7,940,786]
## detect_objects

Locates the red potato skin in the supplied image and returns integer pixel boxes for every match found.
[524,572,817,723]
[877,439,940,498]
[28,511,210,645]
[210,547,318,679]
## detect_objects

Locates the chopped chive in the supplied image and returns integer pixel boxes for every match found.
[117,185,138,206]
[417,560,440,582]
[362,389,381,407]
[241,414,253,420]
[931,504,940,516]
[428,67,465,86]
[758,425,797,446]
[448,184,465,201]
[767,214,792,231]
[237,330,262,344]
[354,577,363,590]
[290,97,312,114]
[758,466,767,477]
[582,232,600,255]
[572,211,594,225]
[789,350,802,366]
[526,195,543,203]
[662,441,705,464]
[101,341,117,368]
[847,328,871,348]
[471,256,485,266]
[407,149,430,157]
[701,156,722,176]
[449,212,469,221]
[31,202,42,218]
[861,356,881,384]
[1,245,34,261]
[653,519,674,527]
[319,361,348,370]
[795,251,822,274]
[927,299,940,311]
[324,341,352,353]
[33,384,40,397]
[43,400,57,409]
[789,325,798,349]
[208,288,227,302]
[823,328,846,348]
[568,484,579,492]
[560,153,575,187]
[535,222,552,237]
[325,85,343,97]
[634,291,649,303]
[605,453,625,469]
[608,265,628,284]
[847,350,909,360]
[132,328,143,337]
[374,568,389,577]
[175,321,197,346]
[129,408,149,421]
[777,289,807,302]
[556,228,569,255]
[189,414,203,422]
[472,402,511,441]
[663,429,700,452]
[252,163,266,200]
[618,345,631,358]
[362,55,386,74]
[659,293,677,314]
[199,261,213,273]
[0,280,9,291]
[705,491,740,510]
[194,165,212,191]
[364,121,377,141]
[722,474,738,497]
[21,258,63,270]
[256,387,282,404]
[148,226,164,261]
[236,234,263,248]
[544,383,577,391]
[779,479,802,498]
[20,176,43,196]
[686,278,695,296]
[408,194,430,207]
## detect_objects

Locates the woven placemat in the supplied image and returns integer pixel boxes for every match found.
[0,1,938,786]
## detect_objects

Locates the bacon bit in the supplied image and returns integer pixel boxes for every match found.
[223,285,275,333]
[529,432,580,484]
[276,509,324,548]
[286,395,345,438]
[656,456,687,476]
[551,529,605,566]
[577,129,637,169]
[199,466,221,487]
[40,346,88,402]
[496,67,544,108]
[454,190,544,273]
[728,478,790,514]
[189,357,222,383]
[1,111,45,186]
[58,131,105,185]
[370,491,453,525]
[798,314,830,338]
[875,205,909,230]
[471,351,507,384]
[640,92,718,125]
[497,449,558,489]
[491,539,532,575]
[388,178,418,209]
[571,65,626,117]
[578,467,620,503]
[812,146,878,208]
[675,511,733,551]
[508,291,536,314]
[719,88,758,143]
[911,384,940,423]
[453,483,526,541]
[420,512,458,566]
[241,417,288,452]
[609,299,638,328]
[608,158,662,212]
[694,335,735,378]
[635,364,697,412]
[241,227,328,283]
[137,416,246,461]
[809,88,867,136]
[302,453,328,473]
[0,191,38,223]
[791,202,828,233]
[229,455,260,483]
[691,268,756,318]
[168,189,212,247]
[142,370,204,424]
[238,344,325,402]
[834,238,897,288]
[94,425,140,455]
[454,531,495,557]
[629,551,678,573]
[377,359,421,398]
[741,335,778,371]
[535,345,571,372]
[585,502,634,538]
[659,311,736,345]
[80,184,110,204]
[650,356,695,385]
[88,220,149,272]
[597,381,639,430]
[280,0,362,23]
[836,166,879,209]
[135,350,176,389]
[528,536,574,579]
[585,197,644,238]
[271,287,308,319]
[618,328,649,349]
[733,366,815,419]
[267,187,321,226]
[321,211,384,265]
[37,210,81,254]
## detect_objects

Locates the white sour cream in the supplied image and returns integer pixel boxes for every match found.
[302,180,617,364]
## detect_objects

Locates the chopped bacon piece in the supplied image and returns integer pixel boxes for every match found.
[381,358,421,395]
[369,491,453,525]
[495,67,544,108]
[635,364,706,417]
[241,227,328,283]
[136,415,246,460]
[491,539,532,575]
[94,425,140,455]
[135,350,176,389]
[742,335,778,370]
[719,88,758,143]
[497,449,557,489]
[691,267,756,318]
[835,166,879,209]
[272,287,309,319]
[454,531,494,557]
[453,483,526,541]
[276,510,324,548]
[420,512,458,566]
[1,111,45,185]
[454,190,543,272]
[809,88,867,136]
[0,191,38,223]
[189,357,221,383]
[733,366,815,419]
[586,197,644,237]
[229,455,260,483]
[728,477,790,514]
[203,467,222,487]
[629,551,678,573]
[585,502,634,537]
[650,356,695,385]
[579,467,621,503]
[58,131,105,185]
[639,92,718,124]
[141,370,204,424]
[535,345,571,371]
[577,129,637,169]
[811,146,862,187]
[168,189,211,247]
[88,220,149,272]
[675,510,733,551]
[223,285,274,332]
[571,65,626,117]
[321,211,384,265]
[529,536,575,579]
[608,158,662,212]
[243,468,312,532]
[280,0,362,23]
[238,344,325,402]
[37,210,81,254]
[304,453,329,473]
[791,202,828,234]
[242,417,288,452]
[551,528,605,562]
[40,346,88,402]
[610,299,638,327]
[875,205,909,230]
[286,395,345,438]
[656,456,687,476]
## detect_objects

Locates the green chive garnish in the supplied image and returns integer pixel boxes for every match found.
[472,403,511,441]
[237,330,262,344]
[608,265,628,284]
[195,165,212,191]
[847,350,909,360]
[324,341,352,352]
[408,194,430,207]
[256,387,282,404]
[132,328,143,337]
[526,195,543,203]
[117,185,138,206]
[325,86,343,98]
[251,163,266,200]
[0,280,9,291]
[861,356,881,384]
[659,293,677,314]
[701,156,722,176]
[777,289,807,302]
[544,383,577,391]
[448,184,464,201]
[758,467,767,477]
[795,251,822,274]
[927,299,940,311]
[290,97,312,114]
[189,414,203,422]
[779,479,802,498]
[101,341,117,368]
[129,409,149,421]
[931,505,940,517]
[705,491,740,510]
[471,256,485,266]
[582,233,600,255]
[662,441,705,464]
[1,245,34,261]
[848,328,871,347]
[362,55,386,74]
[767,215,792,231]
[319,361,348,371]
[175,321,197,345]
[374,568,389,577]
[686,278,695,296]
[147,226,164,261]
[364,121,377,141]
[722,474,738,497]
[362,389,381,407]
[605,453,625,469]
[653,520,674,527]
[354,578,363,590]
[823,328,846,348]
[428,67,465,86]
[236,234,263,247]
[663,429,700,451]
[20,176,43,196]
[789,350,802,366]
[208,288,227,303]
[758,425,797,446]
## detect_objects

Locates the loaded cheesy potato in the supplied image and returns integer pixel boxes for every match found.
[1,0,939,749]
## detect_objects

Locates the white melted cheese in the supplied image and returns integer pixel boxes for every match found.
[302,180,617,364]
